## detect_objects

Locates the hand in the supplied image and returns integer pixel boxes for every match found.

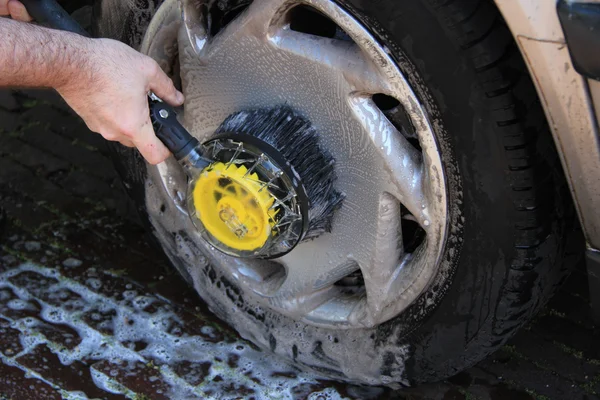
[0,0,32,21]
[57,38,184,164]
[1,1,183,165]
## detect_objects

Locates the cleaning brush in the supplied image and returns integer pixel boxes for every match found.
[214,106,345,241]
[17,0,343,259]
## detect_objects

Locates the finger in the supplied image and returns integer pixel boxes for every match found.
[132,117,170,165]
[8,1,33,22]
[148,61,184,107]
[0,0,9,16]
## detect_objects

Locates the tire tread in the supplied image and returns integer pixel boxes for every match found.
[431,0,576,353]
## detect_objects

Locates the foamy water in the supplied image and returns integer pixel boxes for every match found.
[0,261,381,399]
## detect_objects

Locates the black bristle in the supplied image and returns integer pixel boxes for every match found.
[215,106,344,240]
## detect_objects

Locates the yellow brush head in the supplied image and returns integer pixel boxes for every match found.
[192,162,278,251]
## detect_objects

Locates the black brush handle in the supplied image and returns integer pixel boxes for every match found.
[150,101,200,160]
[20,0,90,37]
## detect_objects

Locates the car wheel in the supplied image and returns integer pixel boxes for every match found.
[94,0,579,385]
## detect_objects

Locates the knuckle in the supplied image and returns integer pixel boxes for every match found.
[159,148,170,160]
[119,121,139,138]
[146,60,161,77]
[102,131,118,141]
[147,154,161,165]
[85,122,99,133]
[143,144,169,165]
[120,128,134,139]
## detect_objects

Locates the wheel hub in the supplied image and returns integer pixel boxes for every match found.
[192,162,278,251]
[187,106,341,259]
[188,133,308,259]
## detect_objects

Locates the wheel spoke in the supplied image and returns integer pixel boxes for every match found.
[268,238,360,313]
[270,28,391,94]
[343,194,402,327]
[350,97,431,227]
[182,0,287,56]
[349,244,432,328]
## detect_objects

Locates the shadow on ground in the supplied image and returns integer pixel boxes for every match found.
[0,89,599,399]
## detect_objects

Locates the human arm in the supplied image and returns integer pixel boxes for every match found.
[0,5,184,164]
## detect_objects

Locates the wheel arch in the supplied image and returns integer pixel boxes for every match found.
[494,0,599,249]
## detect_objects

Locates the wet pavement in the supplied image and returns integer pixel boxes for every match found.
[0,88,599,399]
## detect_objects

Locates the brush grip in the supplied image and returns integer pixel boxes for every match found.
[150,101,199,160]
[20,0,90,37]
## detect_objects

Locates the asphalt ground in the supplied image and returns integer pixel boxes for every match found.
[0,88,599,400]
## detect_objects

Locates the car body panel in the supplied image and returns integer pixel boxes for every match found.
[496,0,600,249]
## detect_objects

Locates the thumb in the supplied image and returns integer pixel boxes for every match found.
[149,62,184,107]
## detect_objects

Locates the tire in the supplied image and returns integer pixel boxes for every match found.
[94,0,580,385]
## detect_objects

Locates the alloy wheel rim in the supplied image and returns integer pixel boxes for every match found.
[141,0,449,329]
